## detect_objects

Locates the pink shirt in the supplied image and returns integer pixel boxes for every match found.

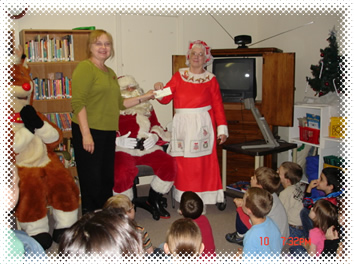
[309,227,326,256]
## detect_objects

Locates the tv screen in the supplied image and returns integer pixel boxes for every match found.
[212,58,257,103]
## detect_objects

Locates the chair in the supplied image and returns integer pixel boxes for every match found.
[132,165,169,221]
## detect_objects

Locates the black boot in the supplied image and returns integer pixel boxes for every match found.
[52,228,67,243]
[32,232,53,250]
[148,188,170,219]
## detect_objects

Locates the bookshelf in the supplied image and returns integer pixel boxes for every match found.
[20,29,93,177]
[289,103,341,178]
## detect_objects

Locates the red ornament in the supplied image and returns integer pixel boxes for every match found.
[321,53,324,57]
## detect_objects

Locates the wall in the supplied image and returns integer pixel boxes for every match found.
[13,10,341,165]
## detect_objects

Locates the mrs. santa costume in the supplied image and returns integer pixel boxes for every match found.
[157,40,229,206]
[113,75,176,218]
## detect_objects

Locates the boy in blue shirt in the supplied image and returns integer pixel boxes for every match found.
[301,167,343,239]
[240,187,282,258]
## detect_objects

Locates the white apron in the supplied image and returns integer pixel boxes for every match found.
[168,106,214,158]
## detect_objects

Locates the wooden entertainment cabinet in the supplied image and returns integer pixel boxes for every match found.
[173,47,295,185]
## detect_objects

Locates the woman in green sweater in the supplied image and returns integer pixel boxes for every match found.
[71,30,155,214]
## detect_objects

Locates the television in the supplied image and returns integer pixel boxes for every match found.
[212,58,257,103]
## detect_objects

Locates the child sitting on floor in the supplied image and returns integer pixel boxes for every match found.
[290,199,338,257]
[103,194,154,254]
[179,191,215,255]
[322,199,344,258]
[278,161,306,238]
[163,218,205,258]
[58,208,143,255]
[6,166,46,260]
[225,167,289,245]
[239,187,282,257]
[301,167,343,239]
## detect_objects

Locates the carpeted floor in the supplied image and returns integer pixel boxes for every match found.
[45,184,243,256]
[132,185,243,255]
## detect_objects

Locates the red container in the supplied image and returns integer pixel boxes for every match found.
[299,126,320,144]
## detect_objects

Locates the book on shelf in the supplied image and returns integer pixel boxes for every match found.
[45,112,72,132]
[55,138,76,168]
[32,73,72,100]
[55,113,63,130]
[306,113,320,129]
[226,181,250,193]
[62,35,74,61]
[25,34,75,62]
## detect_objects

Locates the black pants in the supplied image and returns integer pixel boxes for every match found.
[72,122,116,214]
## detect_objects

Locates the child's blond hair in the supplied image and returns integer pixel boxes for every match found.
[254,167,280,194]
[165,218,203,257]
[280,161,303,185]
[103,194,134,213]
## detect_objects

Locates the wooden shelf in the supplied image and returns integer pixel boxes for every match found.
[32,98,72,113]
[20,29,92,63]
[20,29,92,179]
[28,62,79,79]
[68,166,78,178]
[32,99,72,138]
[211,47,283,57]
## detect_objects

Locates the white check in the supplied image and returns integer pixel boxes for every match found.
[154,87,172,99]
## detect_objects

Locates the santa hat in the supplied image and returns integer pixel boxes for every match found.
[118,75,139,90]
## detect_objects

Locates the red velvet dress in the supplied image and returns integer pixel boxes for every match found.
[158,68,227,204]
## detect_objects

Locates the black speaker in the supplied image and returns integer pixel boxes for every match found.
[234,35,252,48]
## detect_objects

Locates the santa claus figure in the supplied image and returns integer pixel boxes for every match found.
[113,75,176,219]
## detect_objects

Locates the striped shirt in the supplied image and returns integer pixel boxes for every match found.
[136,225,152,251]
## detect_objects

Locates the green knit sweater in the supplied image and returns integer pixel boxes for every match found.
[71,59,125,131]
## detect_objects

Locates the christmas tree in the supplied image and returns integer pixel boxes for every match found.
[306,29,343,97]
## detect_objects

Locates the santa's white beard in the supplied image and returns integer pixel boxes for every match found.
[121,87,144,98]
[120,87,153,116]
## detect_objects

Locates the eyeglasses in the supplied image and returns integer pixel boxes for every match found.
[191,52,205,58]
[93,42,111,47]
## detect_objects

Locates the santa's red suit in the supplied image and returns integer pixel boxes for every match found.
[113,75,176,218]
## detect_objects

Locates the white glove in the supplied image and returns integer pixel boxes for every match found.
[143,133,159,150]
[115,132,137,149]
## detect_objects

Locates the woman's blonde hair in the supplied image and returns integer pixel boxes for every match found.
[86,29,115,59]
[165,218,203,257]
